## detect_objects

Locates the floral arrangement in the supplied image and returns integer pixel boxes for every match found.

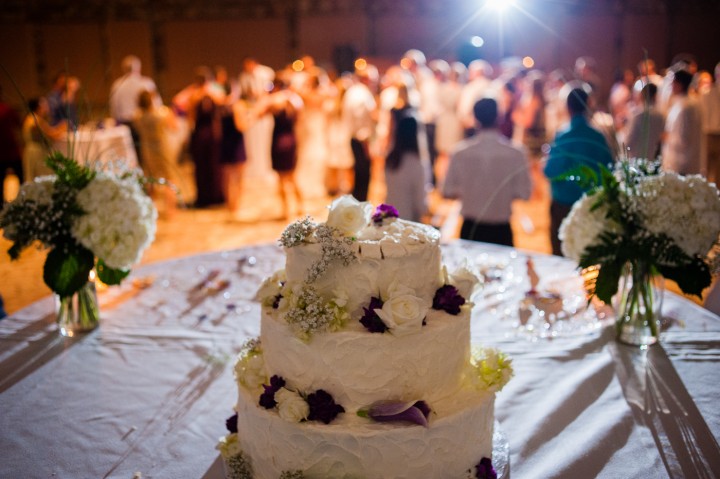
[359,266,480,334]
[0,152,156,297]
[560,160,720,304]
[259,375,345,424]
[466,347,514,393]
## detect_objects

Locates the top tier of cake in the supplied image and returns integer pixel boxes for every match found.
[284,217,443,316]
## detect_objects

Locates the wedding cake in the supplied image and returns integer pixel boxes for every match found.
[217,196,513,479]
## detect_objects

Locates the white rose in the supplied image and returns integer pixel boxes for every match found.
[449,263,481,301]
[216,433,241,459]
[235,353,266,389]
[375,293,428,336]
[275,387,309,422]
[255,269,286,305]
[326,195,372,237]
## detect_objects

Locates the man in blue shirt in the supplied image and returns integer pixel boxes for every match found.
[544,86,614,256]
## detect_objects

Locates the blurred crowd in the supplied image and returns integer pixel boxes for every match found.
[2,50,719,251]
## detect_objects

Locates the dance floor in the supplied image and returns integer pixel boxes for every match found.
[1,160,552,314]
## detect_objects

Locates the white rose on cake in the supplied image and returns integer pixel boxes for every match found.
[235,352,267,389]
[216,432,242,459]
[326,195,373,237]
[255,269,286,306]
[376,283,429,336]
[275,387,309,422]
[446,263,482,301]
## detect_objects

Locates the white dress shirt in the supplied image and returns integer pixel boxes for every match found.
[663,95,702,174]
[109,74,160,123]
[443,130,531,222]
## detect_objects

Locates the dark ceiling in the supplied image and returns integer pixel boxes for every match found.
[2,0,719,24]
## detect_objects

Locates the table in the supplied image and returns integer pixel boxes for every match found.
[1,242,719,478]
[54,124,138,169]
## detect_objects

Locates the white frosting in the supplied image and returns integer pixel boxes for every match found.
[231,214,499,478]
[235,384,494,479]
[285,219,443,316]
[261,307,471,411]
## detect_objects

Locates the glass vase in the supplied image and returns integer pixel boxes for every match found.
[614,261,664,346]
[57,281,100,337]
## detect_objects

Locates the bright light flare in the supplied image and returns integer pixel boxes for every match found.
[470,36,485,47]
[354,58,368,71]
[522,56,535,68]
[292,60,304,72]
[486,0,517,12]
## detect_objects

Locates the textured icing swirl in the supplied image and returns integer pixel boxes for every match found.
[235,384,494,479]
[261,307,470,411]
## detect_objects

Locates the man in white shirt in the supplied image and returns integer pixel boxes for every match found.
[624,83,665,160]
[109,55,160,166]
[700,62,720,183]
[663,69,702,175]
[443,98,531,246]
[342,66,378,201]
[109,55,160,124]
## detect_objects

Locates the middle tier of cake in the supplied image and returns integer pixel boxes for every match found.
[260,305,471,411]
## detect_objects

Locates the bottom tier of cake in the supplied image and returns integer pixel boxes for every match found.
[233,385,495,479]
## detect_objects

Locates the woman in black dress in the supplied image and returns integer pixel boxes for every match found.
[189,67,225,207]
[262,78,303,219]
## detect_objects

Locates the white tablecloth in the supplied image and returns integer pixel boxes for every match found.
[54,124,138,168]
[1,242,719,478]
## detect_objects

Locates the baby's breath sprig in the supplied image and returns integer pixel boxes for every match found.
[279,216,316,248]
[306,224,357,283]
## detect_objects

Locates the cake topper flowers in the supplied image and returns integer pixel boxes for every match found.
[326,194,373,237]
[371,203,399,225]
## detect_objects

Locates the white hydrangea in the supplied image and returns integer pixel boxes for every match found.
[559,193,615,262]
[18,175,55,205]
[71,173,157,270]
[634,173,720,258]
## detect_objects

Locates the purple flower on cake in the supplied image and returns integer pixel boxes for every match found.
[432,284,466,315]
[360,296,388,333]
[358,400,432,427]
[475,457,497,479]
[225,413,238,434]
[372,203,400,225]
[259,375,286,409]
[306,389,345,424]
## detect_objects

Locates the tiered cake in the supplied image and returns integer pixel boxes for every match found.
[218,196,513,479]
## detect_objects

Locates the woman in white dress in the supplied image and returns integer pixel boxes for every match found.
[434,62,466,185]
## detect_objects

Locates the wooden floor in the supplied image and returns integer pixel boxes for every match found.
[0,162,552,315]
